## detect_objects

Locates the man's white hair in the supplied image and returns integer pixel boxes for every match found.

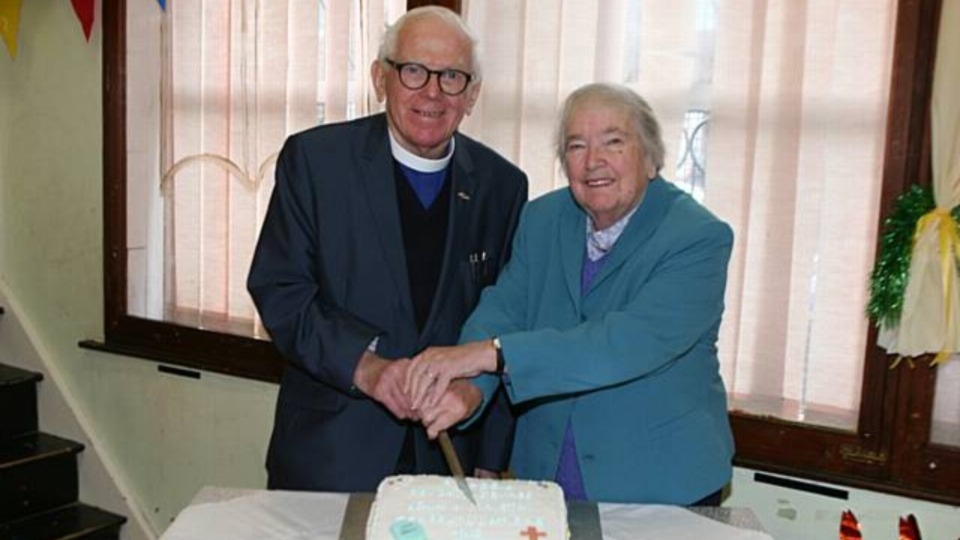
[377,6,482,82]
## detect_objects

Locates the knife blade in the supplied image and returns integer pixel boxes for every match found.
[437,430,477,506]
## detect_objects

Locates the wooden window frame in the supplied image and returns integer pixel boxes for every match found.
[729,0,956,503]
[94,0,958,503]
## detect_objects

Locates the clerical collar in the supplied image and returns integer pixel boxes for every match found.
[585,190,646,262]
[388,130,454,172]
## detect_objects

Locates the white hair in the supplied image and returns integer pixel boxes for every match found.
[377,6,482,82]
[555,83,665,172]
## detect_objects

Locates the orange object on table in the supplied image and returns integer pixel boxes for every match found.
[840,509,862,540]
[899,514,922,540]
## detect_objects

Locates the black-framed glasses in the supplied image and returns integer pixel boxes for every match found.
[384,59,474,96]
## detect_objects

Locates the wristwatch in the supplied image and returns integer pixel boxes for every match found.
[492,337,505,374]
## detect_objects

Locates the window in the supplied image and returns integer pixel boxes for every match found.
[100,0,958,502]
[456,0,956,502]
[98,0,404,380]
[125,0,403,339]
[462,0,892,431]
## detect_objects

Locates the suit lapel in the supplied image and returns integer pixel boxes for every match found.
[358,115,416,327]
[419,134,477,346]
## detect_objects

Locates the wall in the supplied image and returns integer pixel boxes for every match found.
[727,468,960,539]
[0,1,958,538]
[0,1,276,535]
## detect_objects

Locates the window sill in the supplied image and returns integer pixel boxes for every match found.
[80,324,283,384]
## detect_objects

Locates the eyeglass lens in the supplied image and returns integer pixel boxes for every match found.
[392,61,470,96]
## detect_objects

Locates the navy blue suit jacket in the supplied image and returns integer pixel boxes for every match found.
[248,113,527,492]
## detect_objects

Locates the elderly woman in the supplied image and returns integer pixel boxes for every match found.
[407,83,734,505]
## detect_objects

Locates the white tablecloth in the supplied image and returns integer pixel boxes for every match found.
[160,487,773,540]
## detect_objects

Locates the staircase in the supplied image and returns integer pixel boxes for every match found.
[0,307,126,539]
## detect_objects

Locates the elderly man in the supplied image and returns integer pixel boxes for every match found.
[407,83,734,505]
[248,6,527,492]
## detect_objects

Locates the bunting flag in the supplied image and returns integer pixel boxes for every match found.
[839,510,862,540]
[0,0,22,59]
[899,514,922,540]
[157,0,165,10]
[70,0,95,41]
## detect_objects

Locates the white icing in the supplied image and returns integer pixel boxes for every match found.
[366,475,568,540]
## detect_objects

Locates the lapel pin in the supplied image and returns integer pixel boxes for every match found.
[456,191,471,201]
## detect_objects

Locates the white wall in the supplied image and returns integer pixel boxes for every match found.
[728,468,960,539]
[0,1,958,538]
[0,1,275,534]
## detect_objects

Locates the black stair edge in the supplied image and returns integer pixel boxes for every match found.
[0,502,126,539]
[0,363,43,386]
[0,432,84,471]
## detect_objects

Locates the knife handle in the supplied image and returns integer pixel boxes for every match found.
[437,431,466,477]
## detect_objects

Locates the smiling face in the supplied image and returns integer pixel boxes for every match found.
[562,99,657,230]
[371,15,480,159]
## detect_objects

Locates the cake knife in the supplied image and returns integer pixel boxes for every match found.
[437,431,478,506]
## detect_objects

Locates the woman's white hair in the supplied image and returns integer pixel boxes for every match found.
[555,83,665,173]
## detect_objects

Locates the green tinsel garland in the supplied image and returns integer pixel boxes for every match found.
[867,184,960,329]
[868,185,934,328]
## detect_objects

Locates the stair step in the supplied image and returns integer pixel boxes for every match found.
[0,365,43,441]
[0,432,83,469]
[0,365,43,386]
[0,433,83,523]
[0,502,126,540]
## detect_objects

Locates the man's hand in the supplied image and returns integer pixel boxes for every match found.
[405,340,498,412]
[418,380,484,440]
[352,351,416,420]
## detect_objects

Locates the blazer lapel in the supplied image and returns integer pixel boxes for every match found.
[586,177,670,296]
[419,134,477,346]
[558,190,586,314]
[358,115,416,327]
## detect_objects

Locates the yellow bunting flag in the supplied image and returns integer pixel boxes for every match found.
[0,0,23,59]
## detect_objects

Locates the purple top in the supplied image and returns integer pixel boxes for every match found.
[554,251,609,500]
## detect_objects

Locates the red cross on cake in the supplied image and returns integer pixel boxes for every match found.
[520,525,548,539]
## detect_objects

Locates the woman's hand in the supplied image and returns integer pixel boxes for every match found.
[417,379,484,439]
[405,340,498,411]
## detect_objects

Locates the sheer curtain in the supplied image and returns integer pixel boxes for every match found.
[461,0,896,428]
[126,0,405,335]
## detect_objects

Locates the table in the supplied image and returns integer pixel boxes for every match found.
[160,487,772,540]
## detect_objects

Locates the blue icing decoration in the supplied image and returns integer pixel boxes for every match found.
[390,519,428,540]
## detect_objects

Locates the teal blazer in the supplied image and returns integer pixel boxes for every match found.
[462,178,735,504]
